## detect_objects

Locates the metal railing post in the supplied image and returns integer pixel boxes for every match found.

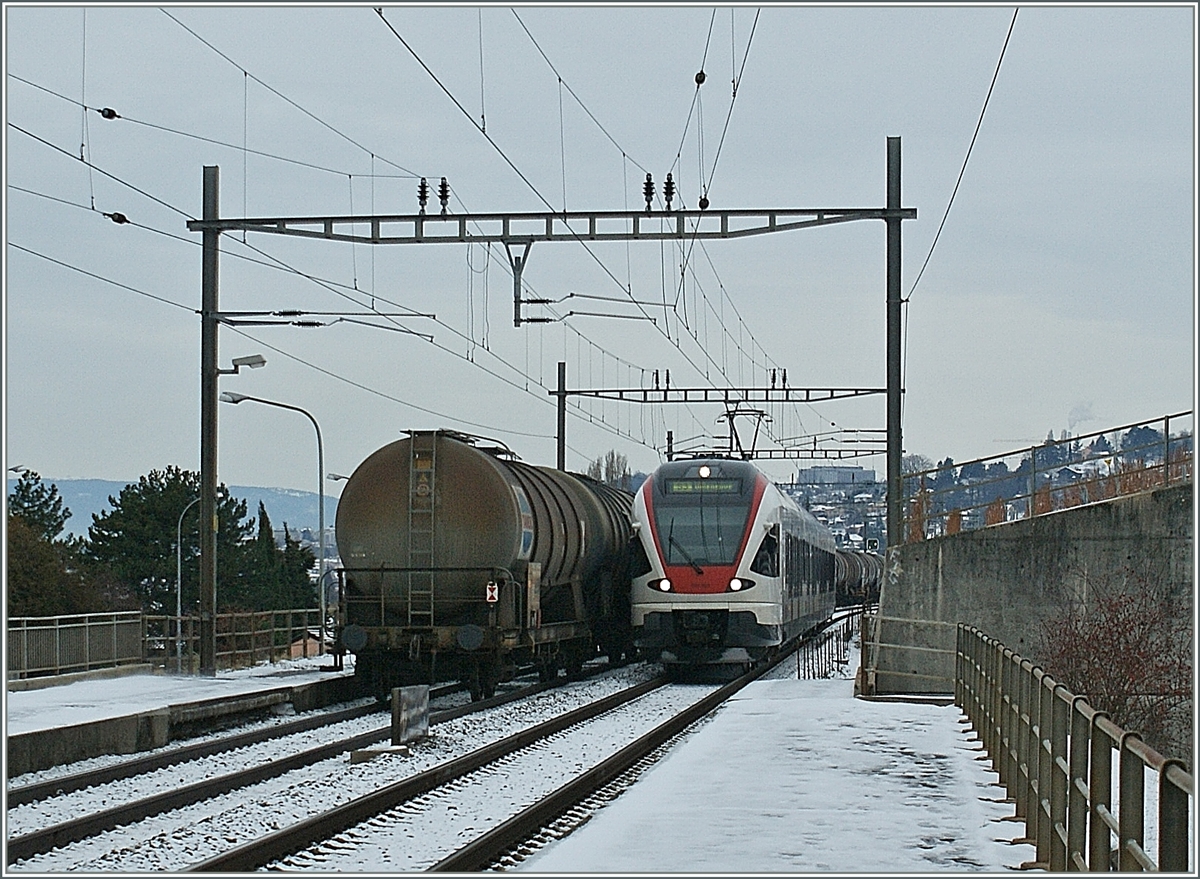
[1002,647,1018,793]
[1157,759,1190,871]
[1162,414,1170,485]
[1034,668,1052,863]
[1015,658,1032,822]
[986,635,1001,775]
[1118,731,1146,871]
[1049,684,1070,871]
[1028,445,1037,519]
[1088,715,1113,871]
[1066,695,1091,870]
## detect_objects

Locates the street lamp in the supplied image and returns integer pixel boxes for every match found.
[176,496,200,673]
[220,391,327,655]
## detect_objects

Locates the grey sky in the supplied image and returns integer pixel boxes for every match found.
[4,4,1196,498]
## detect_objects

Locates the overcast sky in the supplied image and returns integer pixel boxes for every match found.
[4,3,1196,498]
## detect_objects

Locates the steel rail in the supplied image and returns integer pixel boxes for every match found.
[7,700,381,809]
[4,671,574,866]
[185,675,669,872]
[5,680,481,808]
[429,627,815,872]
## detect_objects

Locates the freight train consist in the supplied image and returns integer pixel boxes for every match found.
[334,431,634,701]
[628,456,881,674]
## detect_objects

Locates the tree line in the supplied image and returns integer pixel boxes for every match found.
[6,466,314,619]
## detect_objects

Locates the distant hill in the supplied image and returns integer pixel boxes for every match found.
[6,478,337,539]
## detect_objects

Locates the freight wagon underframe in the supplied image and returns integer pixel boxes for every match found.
[334,564,598,701]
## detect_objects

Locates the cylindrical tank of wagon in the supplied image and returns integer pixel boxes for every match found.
[335,433,631,630]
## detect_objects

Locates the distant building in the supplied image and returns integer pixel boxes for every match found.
[796,465,877,486]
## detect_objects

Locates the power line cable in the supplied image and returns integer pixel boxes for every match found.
[160,8,422,179]
[8,241,195,313]
[905,7,1018,303]
[902,7,1019,428]
[11,111,663,460]
[9,122,193,218]
[701,8,759,201]
[8,74,416,180]
[373,8,738,407]
[510,10,650,175]
[154,10,780,423]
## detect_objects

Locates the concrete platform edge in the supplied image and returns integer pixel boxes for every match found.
[6,672,362,776]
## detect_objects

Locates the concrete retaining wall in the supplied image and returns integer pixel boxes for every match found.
[868,481,1193,695]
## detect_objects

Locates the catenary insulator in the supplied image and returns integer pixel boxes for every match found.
[663,173,675,210]
[106,212,128,224]
[695,70,706,86]
[438,177,450,213]
[99,107,119,120]
[698,195,710,210]
[418,177,429,213]
[643,174,654,212]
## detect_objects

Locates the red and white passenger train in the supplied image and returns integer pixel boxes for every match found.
[629,457,838,672]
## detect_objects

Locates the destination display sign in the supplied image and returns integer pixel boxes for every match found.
[664,478,742,494]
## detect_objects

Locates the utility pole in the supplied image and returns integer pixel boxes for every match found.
[199,166,219,676]
[886,137,904,553]
[556,361,567,469]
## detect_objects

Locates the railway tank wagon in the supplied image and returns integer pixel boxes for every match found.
[629,457,839,674]
[335,430,634,700]
[834,549,884,606]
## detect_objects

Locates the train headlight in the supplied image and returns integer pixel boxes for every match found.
[727,577,755,592]
[655,578,673,592]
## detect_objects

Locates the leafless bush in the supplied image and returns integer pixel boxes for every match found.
[1038,566,1192,766]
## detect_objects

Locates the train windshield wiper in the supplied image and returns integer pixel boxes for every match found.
[668,529,704,576]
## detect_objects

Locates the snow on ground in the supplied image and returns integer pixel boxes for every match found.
[521,641,1035,873]
[5,647,1037,873]
[5,655,352,738]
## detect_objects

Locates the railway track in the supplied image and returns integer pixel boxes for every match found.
[10,618,855,872]
[441,622,844,871]
[198,624,834,872]
[5,662,633,869]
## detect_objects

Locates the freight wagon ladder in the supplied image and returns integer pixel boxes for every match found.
[407,431,437,627]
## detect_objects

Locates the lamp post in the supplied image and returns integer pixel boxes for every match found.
[220,391,327,655]
[176,496,200,673]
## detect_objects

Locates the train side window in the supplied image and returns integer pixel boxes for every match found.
[750,525,779,577]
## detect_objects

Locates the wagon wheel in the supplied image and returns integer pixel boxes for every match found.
[564,647,585,677]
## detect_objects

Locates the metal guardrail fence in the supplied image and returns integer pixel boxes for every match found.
[7,612,144,680]
[143,609,326,673]
[796,609,859,679]
[7,610,325,680]
[956,624,1192,872]
[903,412,1193,542]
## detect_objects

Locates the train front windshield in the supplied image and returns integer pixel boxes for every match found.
[652,469,755,568]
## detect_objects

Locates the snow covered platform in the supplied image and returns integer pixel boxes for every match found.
[5,652,1037,871]
[522,669,1035,872]
[5,657,355,775]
